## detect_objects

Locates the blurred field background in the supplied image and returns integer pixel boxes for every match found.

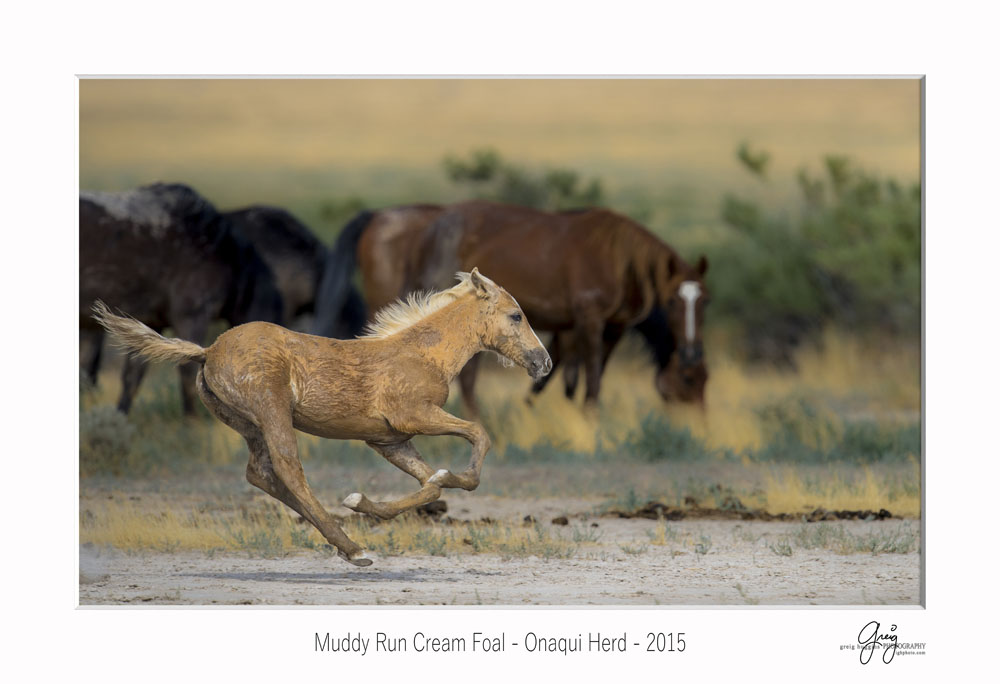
[81,79,919,240]
[79,79,921,551]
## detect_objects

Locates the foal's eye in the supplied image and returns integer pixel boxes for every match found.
[509,313,523,323]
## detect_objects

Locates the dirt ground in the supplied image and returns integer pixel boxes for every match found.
[79,495,921,606]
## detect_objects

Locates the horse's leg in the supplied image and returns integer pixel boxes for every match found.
[196,370,308,518]
[257,400,372,566]
[395,405,491,491]
[197,372,316,520]
[117,354,148,414]
[197,372,371,566]
[560,329,581,399]
[80,328,104,387]
[457,353,481,419]
[342,441,443,520]
[171,315,209,416]
[574,324,625,405]
[599,324,626,374]
[576,312,607,407]
[568,324,624,406]
[563,361,581,400]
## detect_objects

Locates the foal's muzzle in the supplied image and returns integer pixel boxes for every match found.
[527,349,553,380]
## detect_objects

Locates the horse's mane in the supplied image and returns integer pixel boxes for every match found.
[582,210,688,316]
[360,272,481,339]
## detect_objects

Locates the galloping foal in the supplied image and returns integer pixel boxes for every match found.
[94,269,552,566]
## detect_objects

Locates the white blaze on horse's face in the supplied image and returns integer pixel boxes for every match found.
[678,281,702,343]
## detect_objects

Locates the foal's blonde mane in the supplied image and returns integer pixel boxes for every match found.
[361,272,485,339]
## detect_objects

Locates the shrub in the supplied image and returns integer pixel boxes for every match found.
[748,397,920,464]
[625,414,715,462]
[443,147,603,210]
[80,406,136,477]
[318,195,368,229]
[706,148,920,363]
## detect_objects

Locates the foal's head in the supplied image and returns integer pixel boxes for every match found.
[465,268,552,380]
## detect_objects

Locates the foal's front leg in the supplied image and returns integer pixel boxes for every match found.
[409,405,492,491]
[342,441,443,520]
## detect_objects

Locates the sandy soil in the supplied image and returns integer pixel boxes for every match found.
[79,495,920,606]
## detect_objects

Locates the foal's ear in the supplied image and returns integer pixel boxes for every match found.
[469,267,495,299]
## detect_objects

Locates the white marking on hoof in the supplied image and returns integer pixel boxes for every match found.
[338,550,373,567]
[428,469,450,485]
[343,493,363,509]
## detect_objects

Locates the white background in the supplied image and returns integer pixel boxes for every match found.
[3,0,996,679]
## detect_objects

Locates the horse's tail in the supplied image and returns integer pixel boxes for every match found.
[92,301,207,365]
[311,209,375,337]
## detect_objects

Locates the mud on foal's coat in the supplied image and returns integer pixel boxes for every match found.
[94,269,551,567]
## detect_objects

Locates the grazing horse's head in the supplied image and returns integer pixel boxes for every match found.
[466,268,552,380]
[657,255,709,403]
[656,356,708,405]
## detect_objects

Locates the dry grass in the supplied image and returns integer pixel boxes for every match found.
[759,464,920,518]
[80,328,921,551]
[473,327,919,455]
[80,497,256,553]
[79,497,591,559]
[83,328,919,460]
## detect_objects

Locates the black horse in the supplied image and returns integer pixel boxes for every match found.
[80,183,283,414]
[224,206,366,338]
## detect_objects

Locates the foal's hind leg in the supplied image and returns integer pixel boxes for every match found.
[255,402,373,566]
[342,441,443,520]
[197,372,371,566]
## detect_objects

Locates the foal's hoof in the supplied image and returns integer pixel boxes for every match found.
[343,492,364,511]
[338,549,373,567]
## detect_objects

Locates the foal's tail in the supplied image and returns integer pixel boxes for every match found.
[92,301,206,365]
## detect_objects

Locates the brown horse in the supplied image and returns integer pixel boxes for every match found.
[94,269,551,566]
[317,200,708,415]
[533,295,709,408]
[309,204,444,339]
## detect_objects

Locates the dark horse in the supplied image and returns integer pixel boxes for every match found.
[80,183,283,414]
[225,206,367,338]
[534,304,708,406]
[316,200,709,416]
